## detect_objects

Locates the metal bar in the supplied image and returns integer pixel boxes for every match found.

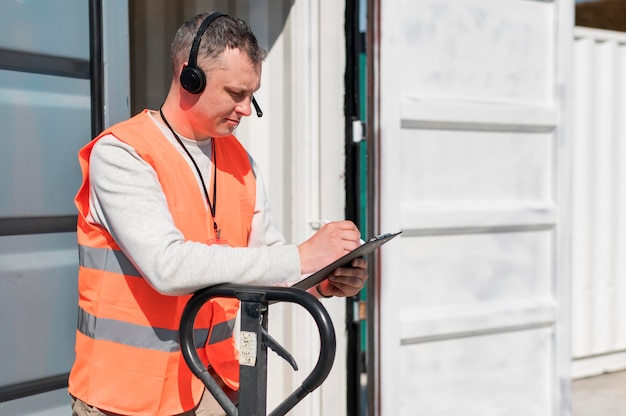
[0,216,76,236]
[0,49,89,79]
[239,294,268,416]
[344,0,364,414]
[89,0,104,138]
[365,0,380,413]
[0,373,68,403]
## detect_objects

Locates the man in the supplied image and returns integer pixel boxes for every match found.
[68,11,367,416]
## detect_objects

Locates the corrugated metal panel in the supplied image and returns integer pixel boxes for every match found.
[571,26,626,379]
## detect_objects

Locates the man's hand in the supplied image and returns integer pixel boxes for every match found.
[297,221,361,275]
[316,257,368,298]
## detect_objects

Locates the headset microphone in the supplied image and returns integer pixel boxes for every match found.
[252,96,263,118]
[181,12,264,118]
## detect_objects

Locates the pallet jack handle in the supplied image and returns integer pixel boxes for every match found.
[180,284,337,416]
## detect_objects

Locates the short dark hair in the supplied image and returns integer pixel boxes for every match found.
[171,12,267,72]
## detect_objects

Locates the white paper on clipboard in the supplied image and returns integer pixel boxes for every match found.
[291,231,401,291]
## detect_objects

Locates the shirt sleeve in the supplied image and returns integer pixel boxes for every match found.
[87,134,301,295]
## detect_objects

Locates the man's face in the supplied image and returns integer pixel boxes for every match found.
[186,47,261,139]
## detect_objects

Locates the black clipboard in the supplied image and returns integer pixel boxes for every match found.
[291,231,401,291]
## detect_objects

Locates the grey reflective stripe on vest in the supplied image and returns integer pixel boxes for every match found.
[77,245,237,347]
[79,245,142,277]
[76,307,238,352]
[209,318,237,345]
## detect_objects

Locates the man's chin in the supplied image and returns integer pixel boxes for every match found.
[213,127,236,138]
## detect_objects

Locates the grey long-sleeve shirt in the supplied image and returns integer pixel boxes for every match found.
[86,111,301,295]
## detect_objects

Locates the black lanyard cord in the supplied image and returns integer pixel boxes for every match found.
[159,107,219,237]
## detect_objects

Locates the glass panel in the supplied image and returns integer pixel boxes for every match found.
[0,0,89,59]
[0,233,77,387]
[0,69,90,217]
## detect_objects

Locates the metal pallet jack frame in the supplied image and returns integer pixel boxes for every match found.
[180,284,336,416]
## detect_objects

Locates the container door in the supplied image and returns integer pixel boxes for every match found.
[373,0,573,414]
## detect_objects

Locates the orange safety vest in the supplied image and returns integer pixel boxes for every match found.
[68,110,256,415]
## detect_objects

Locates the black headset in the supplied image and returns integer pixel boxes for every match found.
[180,12,263,117]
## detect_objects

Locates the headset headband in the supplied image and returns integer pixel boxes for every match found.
[188,12,225,68]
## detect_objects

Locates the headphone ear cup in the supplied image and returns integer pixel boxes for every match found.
[180,66,206,94]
